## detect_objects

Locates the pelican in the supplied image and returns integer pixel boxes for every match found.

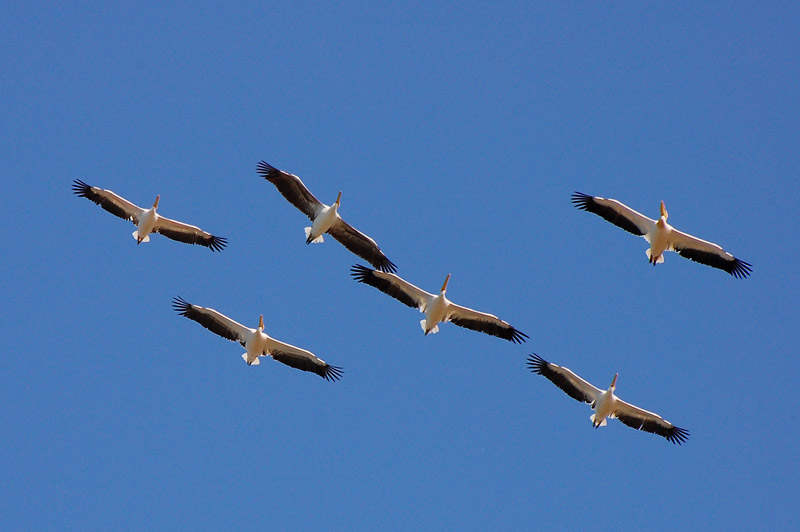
[527,354,689,444]
[257,161,397,273]
[72,180,227,251]
[351,265,528,343]
[172,297,342,381]
[571,192,751,278]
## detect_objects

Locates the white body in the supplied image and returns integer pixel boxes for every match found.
[306,202,340,244]
[133,205,158,243]
[420,291,449,335]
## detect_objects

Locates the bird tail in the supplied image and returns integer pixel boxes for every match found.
[421,319,439,335]
[242,353,260,365]
[645,249,664,264]
[590,413,607,427]
[304,227,324,244]
[132,230,150,243]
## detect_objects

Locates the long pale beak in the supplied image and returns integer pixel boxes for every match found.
[441,273,451,292]
[611,373,618,388]
[660,200,668,220]
[259,314,264,329]
[335,191,342,205]
[153,195,160,209]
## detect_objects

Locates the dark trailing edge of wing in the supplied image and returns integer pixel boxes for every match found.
[72,179,133,221]
[328,224,397,274]
[271,351,343,382]
[616,413,690,445]
[571,192,646,236]
[256,160,320,219]
[675,247,752,279]
[527,354,594,404]
[449,316,528,343]
[157,229,228,252]
[350,264,418,309]
[171,296,241,343]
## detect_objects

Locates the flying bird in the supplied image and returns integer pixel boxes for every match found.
[257,161,397,273]
[571,192,751,278]
[527,354,689,444]
[72,180,227,251]
[351,264,528,343]
[172,297,342,381]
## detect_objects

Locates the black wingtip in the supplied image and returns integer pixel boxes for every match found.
[256,160,281,180]
[350,264,373,283]
[72,179,92,197]
[323,365,344,382]
[509,328,529,344]
[730,258,752,279]
[208,236,228,252]
[570,191,593,210]
[376,258,398,274]
[527,353,548,374]
[171,296,192,315]
[667,426,690,445]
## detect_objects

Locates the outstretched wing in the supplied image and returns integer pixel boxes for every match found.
[265,337,343,381]
[155,216,227,252]
[351,264,431,309]
[257,161,324,220]
[669,228,751,279]
[172,296,251,344]
[328,219,397,273]
[571,192,654,237]
[447,303,528,343]
[614,398,690,445]
[73,179,145,224]
[527,354,602,404]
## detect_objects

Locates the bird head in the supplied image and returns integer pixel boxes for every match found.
[153,195,160,209]
[334,191,342,206]
[441,273,451,293]
[660,200,668,220]
[610,373,618,390]
[258,314,264,330]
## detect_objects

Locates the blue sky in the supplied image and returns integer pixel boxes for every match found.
[2,2,798,530]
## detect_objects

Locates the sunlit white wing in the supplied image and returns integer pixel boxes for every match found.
[668,227,752,279]
[257,161,324,219]
[172,296,251,344]
[613,397,690,445]
[447,303,528,344]
[571,192,655,237]
[351,264,432,309]
[328,220,397,273]
[527,354,603,404]
[155,216,227,252]
[72,179,146,224]
[264,337,343,381]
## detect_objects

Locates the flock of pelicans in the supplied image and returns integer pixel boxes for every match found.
[73,162,752,446]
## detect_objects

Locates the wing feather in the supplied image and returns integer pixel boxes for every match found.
[571,192,654,236]
[448,303,528,343]
[266,338,343,381]
[328,219,397,273]
[172,296,251,344]
[72,179,145,224]
[257,161,324,219]
[614,398,690,445]
[155,216,227,251]
[527,354,602,404]
[351,264,430,309]
[669,228,751,278]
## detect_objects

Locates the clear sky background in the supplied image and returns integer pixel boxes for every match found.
[2,2,798,530]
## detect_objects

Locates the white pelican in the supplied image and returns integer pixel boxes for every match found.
[73,180,227,251]
[527,354,689,444]
[172,297,343,381]
[351,264,528,343]
[571,192,751,278]
[257,161,397,273]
